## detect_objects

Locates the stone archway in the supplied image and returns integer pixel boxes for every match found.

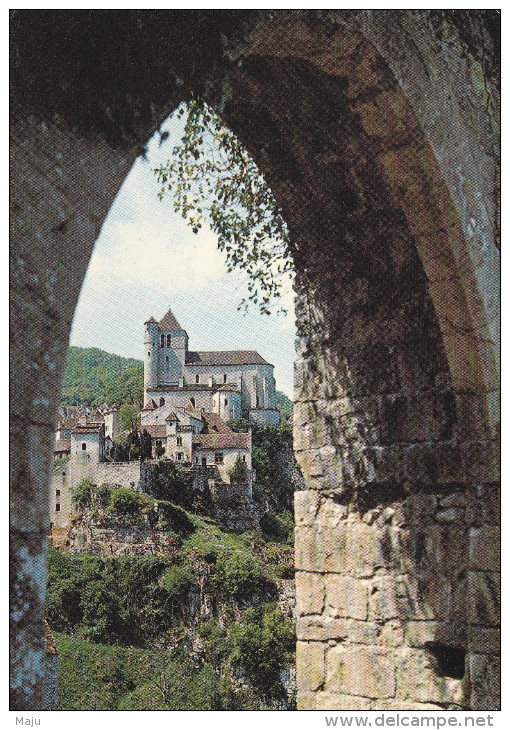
[10,10,499,710]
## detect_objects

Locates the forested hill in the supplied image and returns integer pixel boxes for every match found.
[61,345,293,416]
[60,347,144,407]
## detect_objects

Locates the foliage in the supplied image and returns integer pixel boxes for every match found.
[214,550,265,601]
[118,403,140,433]
[154,99,292,314]
[260,510,294,545]
[110,487,143,515]
[230,603,295,702]
[60,346,143,407]
[95,483,112,508]
[109,429,142,462]
[71,480,94,510]
[159,564,193,600]
[140,429,152,461]
[275,390,293,420]
[228,454,248,484]
[227,419,294,511]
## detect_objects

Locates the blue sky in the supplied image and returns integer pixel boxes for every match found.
[70,111,296,397]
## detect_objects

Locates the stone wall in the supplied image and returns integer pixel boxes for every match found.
[10,10,499,709]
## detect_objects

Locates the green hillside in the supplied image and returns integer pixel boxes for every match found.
[60,346,144,407]
[60,346,293,416]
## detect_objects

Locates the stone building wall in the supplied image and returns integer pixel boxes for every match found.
[10,10,499,710]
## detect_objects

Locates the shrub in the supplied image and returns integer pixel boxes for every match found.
[110,487,141,515]
[95,484,112,508]
[160,565,193,600]
[71,480,94,510]
[215,551,263,600]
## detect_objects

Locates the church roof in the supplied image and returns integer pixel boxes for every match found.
[159,307,184,332]
[192,432,250,450]
[186,350,271,367]
[144,316,157,324]
[145,425,167,439]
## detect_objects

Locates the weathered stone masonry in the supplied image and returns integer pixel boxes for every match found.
[10,10,499,709]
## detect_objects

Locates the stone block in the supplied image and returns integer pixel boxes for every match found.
[379,620,404,647]
[373,700,446,711]
[468,653,500,710]
[321,524,348,574]
[465,484,500,526]
[327,645,396,698]
[297,615,326,642]
[294,490,322,527]
[297,691,316,710]
[461,440,500,484]
[317,497,348,528]
[296,641,325,692]
[467,571,500,626]
[396,648,466,706]
[346,620,378,645]
[469,526,500,571]
[326,574,368,620]
[406,621,439,648]
[315,692,371,710]
[403,443,438,486]
[296,571,325,615]
[323,616,349,640]
[295,525,323,572]
[368,576,399,621]
[467,627,500,655]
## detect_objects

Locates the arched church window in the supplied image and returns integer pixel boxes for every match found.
[167,334,171,347]
[196,374,200,384]
[160,397,165,407]
[161,334,164,348]
[224,398,228,406]
[177,436,182,446]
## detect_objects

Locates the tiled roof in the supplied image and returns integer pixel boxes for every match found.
[71,423,103,434]
[143,399,157,410]
[147,384,213,392]
[54,438,71,452]
[145,425,167,439]
[186,350,271,366]
[215,384,240,392]
[159,307,184,332]
[192,432,250,450]
[201,412,231,434]
[165,412,179,422]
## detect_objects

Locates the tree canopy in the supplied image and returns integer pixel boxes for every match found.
[154,99,292,314]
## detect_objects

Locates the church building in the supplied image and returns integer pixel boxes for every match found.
[142,307,280,426]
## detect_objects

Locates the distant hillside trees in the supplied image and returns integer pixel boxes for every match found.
[61,346,292,422]
[60,346,143,407]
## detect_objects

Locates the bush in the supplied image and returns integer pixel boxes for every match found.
[160,565,193,600]
[71,480,94,510]
[215,551,264,600]
[95,484,112,508]
[110,487,141,515]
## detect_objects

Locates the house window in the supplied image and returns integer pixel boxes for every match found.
[161,334,165,348]
[202,457,207,466]
[160,397,165,407]
[166,356,169,362]
[223,374,227,383]
[177,452,183,461]
[256,395,259,408]
[55,503,60,512]
[148,351,150,357]
[82,443,86,451]
[214,452,224,464]
[177,436,182,446]
[224,398,228,406]
[242,455,246,462]
[167,334,171,347]
[196,374,200,384]
[56,489,61,497]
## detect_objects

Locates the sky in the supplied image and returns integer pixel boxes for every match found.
[69,110,296,397]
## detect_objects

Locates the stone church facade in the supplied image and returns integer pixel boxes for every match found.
[143,307,280,425]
